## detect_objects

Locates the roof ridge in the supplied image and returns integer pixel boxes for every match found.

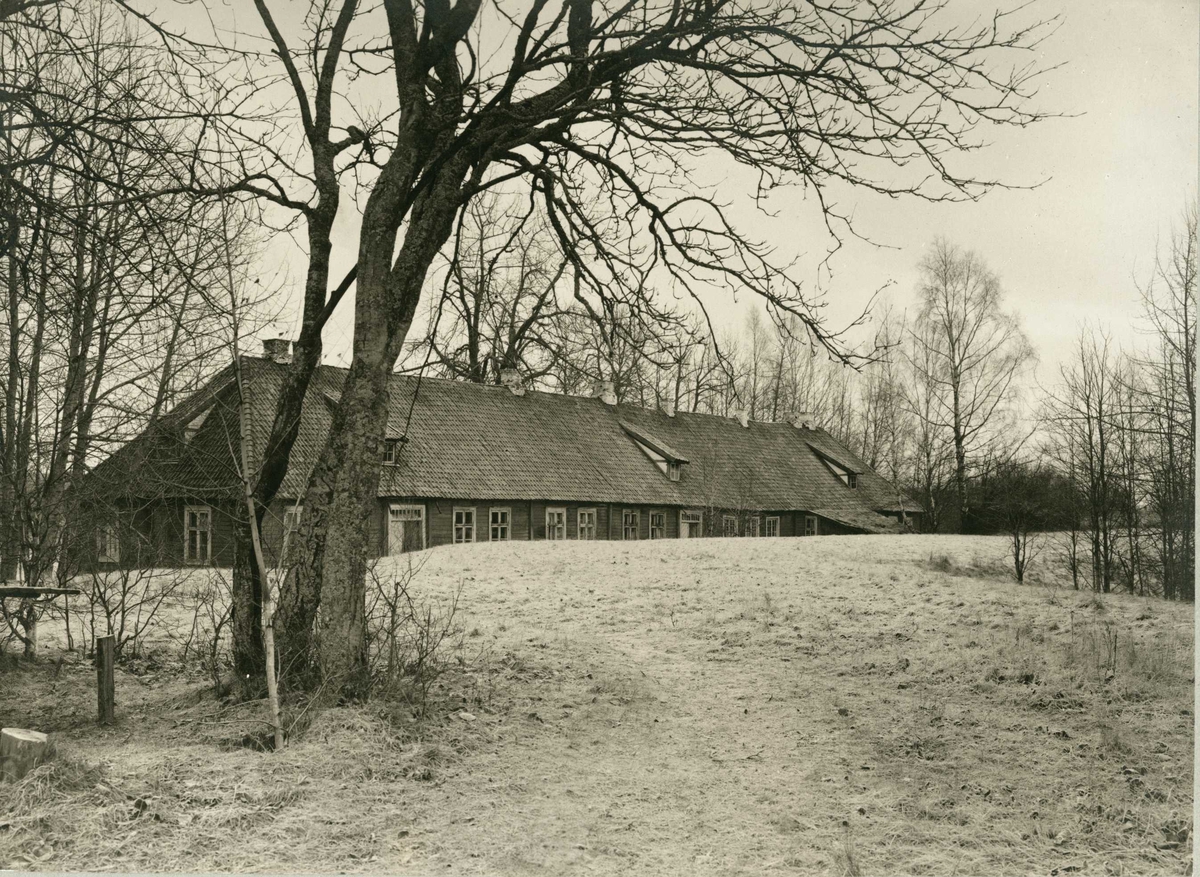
[250,355,839,433]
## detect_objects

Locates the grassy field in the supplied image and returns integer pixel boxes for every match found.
[0,535,1193,875]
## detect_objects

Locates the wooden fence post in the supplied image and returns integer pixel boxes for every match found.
[96,634,115,725]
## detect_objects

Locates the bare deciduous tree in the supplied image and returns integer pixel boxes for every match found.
[907,239,1034,532]
[421,193,568,386]
[167,0,1056,696]
[1135,207,1195,600]
[0,3,262,654]
[1044,329,1120,592]
[1039,208,1195,603]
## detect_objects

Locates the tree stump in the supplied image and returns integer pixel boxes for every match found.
[0,728,54,783]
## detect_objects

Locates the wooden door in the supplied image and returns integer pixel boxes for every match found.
[388,505,425,554]
[680,510,702,538]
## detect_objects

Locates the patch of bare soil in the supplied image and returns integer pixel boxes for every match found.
[0,535,1193,875]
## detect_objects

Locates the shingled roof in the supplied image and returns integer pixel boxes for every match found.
[90,357,921,532]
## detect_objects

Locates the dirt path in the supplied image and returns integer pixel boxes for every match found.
[1,536,1193,875]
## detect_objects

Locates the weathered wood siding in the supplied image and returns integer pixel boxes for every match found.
[74,494,864,573]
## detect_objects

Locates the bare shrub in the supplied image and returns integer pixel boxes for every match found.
[927,553,953,573]
[1048,529,1088,590]
[979,460,1057,583]
[364,558,467,714]
[174,570,233,690]
[837,822,862,877]
[1009,528,1042,584]
[79,565,190,660]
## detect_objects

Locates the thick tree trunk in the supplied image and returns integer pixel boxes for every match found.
[277,314,402,694]
[276,157,467,699]
[310,359,394,698]
[283,310,409,698]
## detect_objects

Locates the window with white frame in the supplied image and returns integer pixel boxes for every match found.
[546,507,566,540]
[766,516,780,537]
[804,515,818,536]
[382,438,401,463]
[622,509,639,540]
[722,515,738,537]
[749,516,761,537]
[489,508,510,541]
[283,504,303,535]
[667,461,681,482]
[453,507,476,543]
[577,508,597,540]
[96,524,119,563]
[280,504,303,560]
[185,505,212,564]
[649,511,665,539]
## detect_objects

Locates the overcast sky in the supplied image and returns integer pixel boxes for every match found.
[760,0,1199,386]
[261,0,1198,390]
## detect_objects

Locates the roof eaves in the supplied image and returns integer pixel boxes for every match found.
[811,506,898,534]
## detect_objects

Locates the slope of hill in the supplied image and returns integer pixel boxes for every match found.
[1,535,1193,874]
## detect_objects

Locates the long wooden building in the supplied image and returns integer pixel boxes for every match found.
[78,344,920,569]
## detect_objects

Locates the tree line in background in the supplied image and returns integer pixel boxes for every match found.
[409,197,1196,602]
[1039,210,1196,601]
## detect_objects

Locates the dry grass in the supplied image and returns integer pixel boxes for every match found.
[0,534,1193,875]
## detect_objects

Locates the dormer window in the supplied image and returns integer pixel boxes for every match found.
[829,467,857,488]
[808,442,861,490]
[182,406,212,445]
[383,438,401,463]
[620,421,688,483]
[827,465,857,488]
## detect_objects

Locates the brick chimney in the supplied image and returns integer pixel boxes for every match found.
[262,338,292,364]
[594,380,617,406]
[736,409,750,428]
[790,412,815,429]
[664,399,676,418]
[500,367,525,396]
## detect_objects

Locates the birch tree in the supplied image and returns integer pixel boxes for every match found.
[908,239,1034,532]
[903,316,954,531]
